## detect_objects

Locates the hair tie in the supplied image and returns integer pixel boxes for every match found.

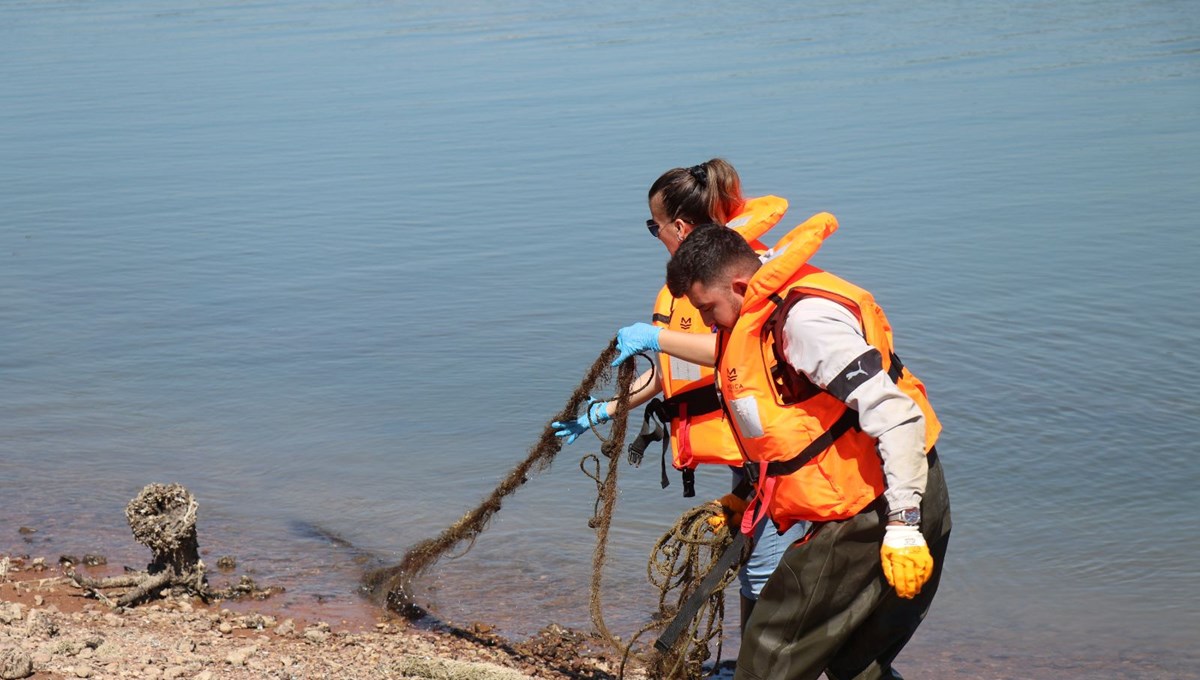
[688,164,708,186]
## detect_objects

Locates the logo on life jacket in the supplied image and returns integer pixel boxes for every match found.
[727,368,738,381]
[680,317,692,331]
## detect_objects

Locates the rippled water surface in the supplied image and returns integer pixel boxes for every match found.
[3,2,1198,677]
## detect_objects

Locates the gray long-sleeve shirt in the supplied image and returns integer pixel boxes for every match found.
[780,296,928,513]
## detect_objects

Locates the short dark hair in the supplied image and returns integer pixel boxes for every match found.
[666,224,762,297]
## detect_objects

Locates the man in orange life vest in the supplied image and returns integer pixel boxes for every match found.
[612,216,951,680]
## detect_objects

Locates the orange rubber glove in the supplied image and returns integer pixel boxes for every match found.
[880,525,934,599]
[706,493,749,532]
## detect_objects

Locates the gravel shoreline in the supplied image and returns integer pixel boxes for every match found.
[0,554,644,680]
[12,550,1196,680]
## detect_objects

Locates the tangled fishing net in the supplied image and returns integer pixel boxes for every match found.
[363,341,745,679]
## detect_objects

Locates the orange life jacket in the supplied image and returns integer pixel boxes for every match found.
[714,212,940,530]
[631,196,788,496]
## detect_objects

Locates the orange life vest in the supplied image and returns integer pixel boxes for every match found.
[636,196,788,495]
[715,212,940,530]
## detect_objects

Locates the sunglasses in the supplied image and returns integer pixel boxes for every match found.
[646,219,660,238]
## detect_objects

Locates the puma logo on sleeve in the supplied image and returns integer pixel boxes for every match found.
[827,349,884,401]
[844,362,868,380]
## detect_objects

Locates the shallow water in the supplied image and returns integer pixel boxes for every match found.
[3,1,1199,677]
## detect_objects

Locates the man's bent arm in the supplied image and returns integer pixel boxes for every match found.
[656,329,718,367]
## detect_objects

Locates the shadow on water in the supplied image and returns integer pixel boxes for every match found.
[288,520,361,552]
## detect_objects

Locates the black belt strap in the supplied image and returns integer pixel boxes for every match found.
[730,351,902,481]
[764,409,860,477]
[731,467,754,500]
[653,531,746,653]
[759,352,901,478]
[888,352,905,382]
[660,384,722,420]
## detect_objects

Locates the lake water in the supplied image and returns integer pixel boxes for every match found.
[2,1,1198,677]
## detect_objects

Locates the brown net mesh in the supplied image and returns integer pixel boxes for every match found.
[363,340,631,616]
[363,340,741,679]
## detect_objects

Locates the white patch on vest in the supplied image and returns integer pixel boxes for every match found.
[726,216,750,228]
[669,356,702,383]
[729,396,765,439]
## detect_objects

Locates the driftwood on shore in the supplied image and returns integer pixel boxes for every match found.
[68,482,275,608]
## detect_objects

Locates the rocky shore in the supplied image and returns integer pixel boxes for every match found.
[0,554,643,680]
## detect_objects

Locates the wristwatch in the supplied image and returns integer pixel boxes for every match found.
[888,507,921,526]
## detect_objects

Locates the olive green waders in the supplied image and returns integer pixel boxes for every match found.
[734,450,951,680]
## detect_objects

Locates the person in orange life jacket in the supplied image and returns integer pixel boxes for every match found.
[550,158,808,631]
[613,221,951,680]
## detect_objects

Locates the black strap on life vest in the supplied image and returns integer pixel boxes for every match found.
[661,384,722,420]
[887,351,906,382]
[748,350,910,480]
[628,399,694,495]
[626,398,665,469]
[680,466,696,498]
[754,346,911,479]
[763,408,860,477]
[626,387,721,499]
[731,466,755,500]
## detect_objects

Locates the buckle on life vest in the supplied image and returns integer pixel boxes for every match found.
[627,398,667,469]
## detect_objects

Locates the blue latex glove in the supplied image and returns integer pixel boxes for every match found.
[551,398,612,445]
[612,322,662,366]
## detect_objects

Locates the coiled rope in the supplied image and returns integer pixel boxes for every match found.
[642,502,739,678]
